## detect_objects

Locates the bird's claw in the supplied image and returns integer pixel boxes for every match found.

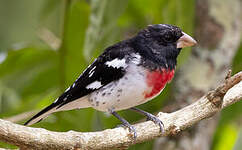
[127,125,137,139]
[116,124,137,139]
[146,114,164,133]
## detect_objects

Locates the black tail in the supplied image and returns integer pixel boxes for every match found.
[24,103,59,126]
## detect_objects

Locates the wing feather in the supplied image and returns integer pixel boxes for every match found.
[25,44,132,125]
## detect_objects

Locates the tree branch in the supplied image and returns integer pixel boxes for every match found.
[0,71,241,150]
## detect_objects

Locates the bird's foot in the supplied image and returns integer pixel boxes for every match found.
[111,110,137,139]
[130,107,164,133]
[125,124,137,139]
[117,123,137,139]
[146,113,164,133]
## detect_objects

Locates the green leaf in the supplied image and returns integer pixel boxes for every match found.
[232,42,242,74]
[0,47,58,96]
[63,0,90,86]
[213,124,239,150]
[0,83,20,114]
[233,128,242,150]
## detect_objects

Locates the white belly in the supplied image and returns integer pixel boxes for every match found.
[89,65,150,112]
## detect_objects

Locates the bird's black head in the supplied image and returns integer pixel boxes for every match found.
[132,24,197,70]
[146,24,183,47]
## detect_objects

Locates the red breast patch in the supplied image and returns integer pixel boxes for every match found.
[144,69,174,99]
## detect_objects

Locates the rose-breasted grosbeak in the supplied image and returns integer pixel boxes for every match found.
[25,24,196,138]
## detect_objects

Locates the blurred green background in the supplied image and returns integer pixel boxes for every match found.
[0,0,241,149]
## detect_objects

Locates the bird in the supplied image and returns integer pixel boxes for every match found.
[25,24,197,138]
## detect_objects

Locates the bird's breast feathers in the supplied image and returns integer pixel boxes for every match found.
[88,61,175,112]
[144,68,175,99]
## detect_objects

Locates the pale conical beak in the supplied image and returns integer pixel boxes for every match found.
[177,32,197,48]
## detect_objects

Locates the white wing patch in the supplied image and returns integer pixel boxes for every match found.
[88,66,96,77]
[131,53,141,65]
[75,58,97,82]
[86,81,102,89]
[105,58,127,68]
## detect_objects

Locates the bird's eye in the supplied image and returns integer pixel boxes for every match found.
[163,31,173,42]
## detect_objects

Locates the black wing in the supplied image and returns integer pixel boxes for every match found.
[24,42,133,125]
[56,58,126,108]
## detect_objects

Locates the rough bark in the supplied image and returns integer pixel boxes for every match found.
[0,71,241,150]
[153,0,242,150]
